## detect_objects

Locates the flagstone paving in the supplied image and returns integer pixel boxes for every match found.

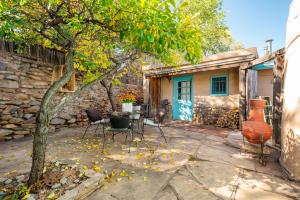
[0,125,299,200]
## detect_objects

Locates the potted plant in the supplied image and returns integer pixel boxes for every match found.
[110,112,130,128]
[118,93,136,112]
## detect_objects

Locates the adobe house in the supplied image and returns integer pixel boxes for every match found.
[0,40,143,141]
[143,48,258,126]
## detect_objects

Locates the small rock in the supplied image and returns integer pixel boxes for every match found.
[84,169,96,178]
[23,113,33,120]
[4,178,12,185]
[29,100,40,106]
[25,106,39,113]
[9,118,24,124]
[67,118,76,123]
[60,159,76,165]
[27,193,36,200]
[0,177,8,183]
[60,177,68,185]
[16,175,25,182]
[52,168,58,172]
[0,129,12,137]
[0,191,7,199]
[51,183,61,190]
[16,93,29,100]
[5,75,18,81]
[55,161,61,167]
[0,80,18,89]
[50,118,66,125]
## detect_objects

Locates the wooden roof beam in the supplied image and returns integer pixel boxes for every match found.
[241,48,285,70]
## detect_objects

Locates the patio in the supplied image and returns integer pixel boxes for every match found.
[0,125,299,199]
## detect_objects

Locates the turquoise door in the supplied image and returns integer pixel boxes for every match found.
[173,75,193,121]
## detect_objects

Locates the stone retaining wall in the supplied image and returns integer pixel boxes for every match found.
[0,52,142,141]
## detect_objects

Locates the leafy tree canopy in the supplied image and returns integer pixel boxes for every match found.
[0,0,208,75]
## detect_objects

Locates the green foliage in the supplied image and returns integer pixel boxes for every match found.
[179,0,233,55]
[0,0,232,80]
[3,184,31,200]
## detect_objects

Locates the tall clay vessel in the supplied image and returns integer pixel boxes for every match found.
[242,99,272,144]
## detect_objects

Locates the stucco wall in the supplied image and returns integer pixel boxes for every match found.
[157,68,240,124]
[193,68,239,108]
[159,68,239,108]
[257,69,273,102]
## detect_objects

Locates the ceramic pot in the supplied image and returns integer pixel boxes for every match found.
[248,99,266,121]
[122,102,133,112]
[242,99,272,144]
[110,116,130,129]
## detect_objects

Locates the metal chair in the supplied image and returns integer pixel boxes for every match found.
[143,108,167,143]
[82,109,109,139]
[130,106,144,140]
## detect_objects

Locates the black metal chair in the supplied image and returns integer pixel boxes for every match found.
[82,109,109,139]
[143,107,167,143]
[130,106,144,140]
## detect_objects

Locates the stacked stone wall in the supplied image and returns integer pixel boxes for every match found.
[0,52,143,141]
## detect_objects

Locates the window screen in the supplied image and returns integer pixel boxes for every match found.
[211,76,228,95]
[178,81,191,100]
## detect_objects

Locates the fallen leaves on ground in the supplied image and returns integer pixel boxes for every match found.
[136,152,145,160]
[47,192,57,199]
[93,165,102,173]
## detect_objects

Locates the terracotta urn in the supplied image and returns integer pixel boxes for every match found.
[242,99,272,144]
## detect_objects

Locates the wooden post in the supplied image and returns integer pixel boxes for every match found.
[272,54,284,146]
[239,67,247,129]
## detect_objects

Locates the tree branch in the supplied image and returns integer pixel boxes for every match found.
[41,47,75,113]
[50,52,138,116]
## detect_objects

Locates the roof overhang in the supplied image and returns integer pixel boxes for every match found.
[241,48,285,70]
[144,48,258,78]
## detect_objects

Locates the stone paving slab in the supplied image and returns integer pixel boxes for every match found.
[169,175,221,200]
[234,184,292,200]
[88,169,170,200]
[1,126,300,200]
[241,170,300,198]
[184,161,240,200]
[195,143,257,171]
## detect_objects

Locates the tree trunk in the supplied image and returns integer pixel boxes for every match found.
[28,48,74,185]
[101,80,117,111]
[28,110,50,185]
[107,86,117,111]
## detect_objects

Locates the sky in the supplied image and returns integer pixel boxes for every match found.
[222,0,291,56]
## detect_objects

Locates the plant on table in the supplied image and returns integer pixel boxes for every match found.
[118,92,136,112]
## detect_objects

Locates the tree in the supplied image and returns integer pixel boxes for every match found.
[179,0,233,55]
[0,0,229,185]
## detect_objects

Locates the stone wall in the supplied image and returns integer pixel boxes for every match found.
[0,51,143,141]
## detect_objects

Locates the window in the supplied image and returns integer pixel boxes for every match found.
[52,65,76,92]
[210,75,228,96]
[178,80,191,100]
